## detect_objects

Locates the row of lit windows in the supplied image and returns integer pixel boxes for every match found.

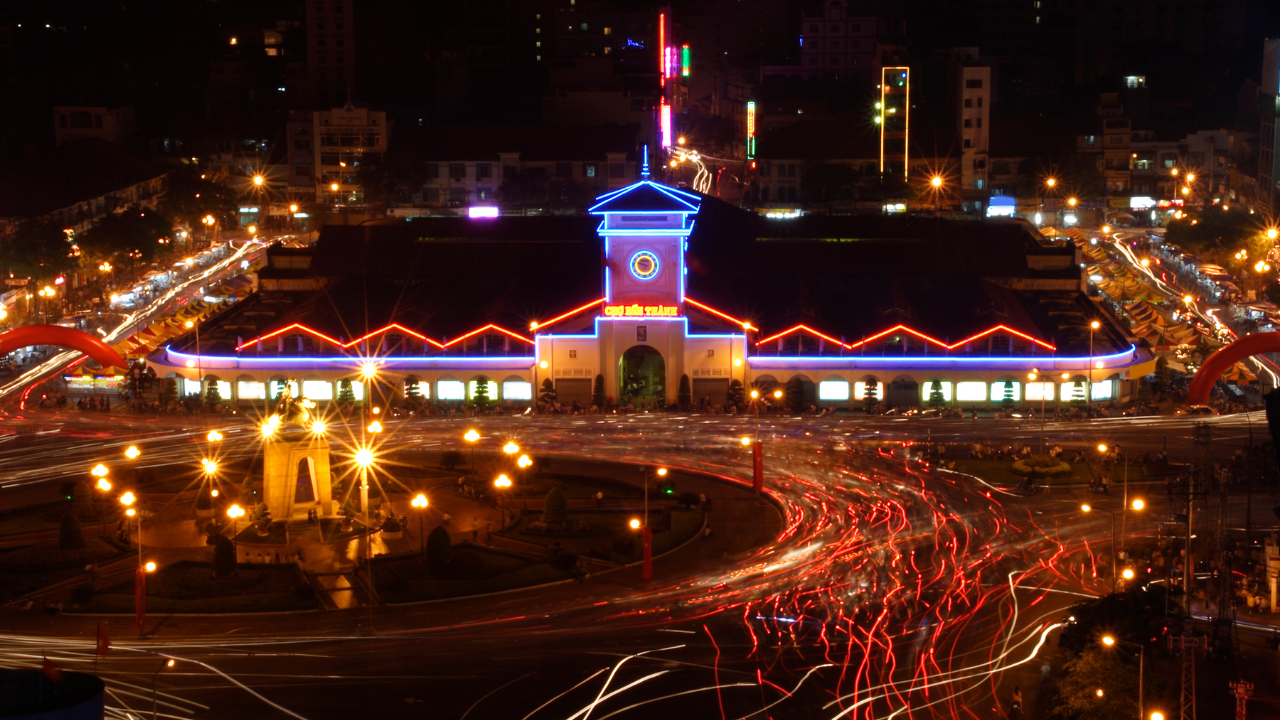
[817,379,1113,403]
[186,378,533,403]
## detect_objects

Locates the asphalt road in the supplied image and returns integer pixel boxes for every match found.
[4,412,1273,719]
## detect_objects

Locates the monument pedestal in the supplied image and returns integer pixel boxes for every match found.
[263,434,334,521]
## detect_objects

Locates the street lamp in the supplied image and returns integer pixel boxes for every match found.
[227,504,244,551]
[1029,370,1047,453]
[1089,320,1101,419]
[503,441,520,455]
[1268,228,1279,241]
[517,454,532,469]
[464,428,479,469]
[368,420,383,434]
[252,174,265,187]
[92,465,111,538]
[638,466,668,582]
[207,430,223,442]
[1101,635,1147,719]
[1081,503,1119,593]
[310,419,327,435]
[184,319,202,407]
[410,493,428,554]
[152,658,176,720]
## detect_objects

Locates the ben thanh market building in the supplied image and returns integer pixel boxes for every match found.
[145,177,1154,411]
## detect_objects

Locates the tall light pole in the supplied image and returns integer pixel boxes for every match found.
[1028,371,1046,454]
[152,658,175,720]
[464,428,480,470]
[1082,502,1118,594]
[227,504,244,552]
[1089,320,1101,419]
[411,493,428,554]
[1101,635,1146,719]
[185,319,202,407]
[92,464,111,539]
[639,466,667,582]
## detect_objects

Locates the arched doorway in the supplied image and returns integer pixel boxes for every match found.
[619,345,666,408]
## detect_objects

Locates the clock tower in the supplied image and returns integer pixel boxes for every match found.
[589,179,700,312]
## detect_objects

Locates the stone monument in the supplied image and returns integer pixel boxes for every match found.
[261,381,334,520]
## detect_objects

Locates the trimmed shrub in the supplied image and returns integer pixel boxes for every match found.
[1011,455,1073,478]
[543,487,568,525]
[212,535,237,577]
[426,525,452,570]
[59,512,85,551]
[440,450,465,470]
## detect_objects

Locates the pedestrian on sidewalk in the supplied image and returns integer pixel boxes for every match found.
[484,522,492,546]
[442,512,451,527]
[471,517,479,542]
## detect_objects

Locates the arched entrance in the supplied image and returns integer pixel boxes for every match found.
[619,345,666,407]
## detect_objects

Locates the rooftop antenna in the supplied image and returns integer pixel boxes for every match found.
[641,145,650,178]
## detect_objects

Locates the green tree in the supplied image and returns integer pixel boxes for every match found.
[678,374,692,410]
[204,380,222,409]
[0,219,79,280]
[157,167,236,235]
[404,376,422,405]
[337,379,356,406]
[1136,378,1153,405]
[1052,649,1139,720]
[77,205,173,267]
[472,375,490,409]
[426,525,452,569]
[863,380,879,414]
[543,487,568,525]
[1155,356,1170,384]
[212,535,237,577]
[539,378,556,406]
[728,379,746,409]
[592,374,606,409]
[160,377,178,404]
[1000,381,1016,410]
[59,512,85,550]
[784,376,804,412]
[927,380,945,407]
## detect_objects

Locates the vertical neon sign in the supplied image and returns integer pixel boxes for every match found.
[681,44,690,77]
[660,101,672,148]
[746,101,756,159]
[658,12,666,87]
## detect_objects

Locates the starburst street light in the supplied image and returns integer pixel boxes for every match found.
[354,447,375,468]
[930,175,943,188]
[368,420,383,434]
[360,362,378,380]
[503,441,520,455]
[310,420,327,435]
[741,436,752,446]
[517,454,532,469]
[494,474,512,488]
[252,174,265,187]
[207,430,223,442]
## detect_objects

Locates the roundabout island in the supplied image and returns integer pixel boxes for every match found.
[0,407,1148,720]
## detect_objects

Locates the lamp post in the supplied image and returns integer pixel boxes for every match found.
[1088,320,1101,419]
[411,493,428,554]
[1028,371,1046,454]
[638,466,667,582]
[92,464,110,539]
[227,504,244,551]
[1101,635,1146,720]
[1082,502,1118,593]
[185,319,202,408]
[152,658,175,720]
[464,429,480,470]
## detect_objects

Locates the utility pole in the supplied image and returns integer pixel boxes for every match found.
[1176,634,1204,720]
[1229,679,1253,720]
[1188,422,1211,612]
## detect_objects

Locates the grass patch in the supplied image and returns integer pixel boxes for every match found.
[71,560,318,613]
[371,544,570,603]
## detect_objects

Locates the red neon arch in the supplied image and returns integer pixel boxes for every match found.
[1186,332,1279,405]
[0,325,128,369]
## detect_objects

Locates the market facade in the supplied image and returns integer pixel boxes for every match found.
[144,177,1155,412]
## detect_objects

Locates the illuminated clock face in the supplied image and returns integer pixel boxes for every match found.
[630,251,659,280]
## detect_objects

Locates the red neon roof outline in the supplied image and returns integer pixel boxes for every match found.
[345,323,445,349]
[235,323,343,351]
[684,297,758,331]
[442,324,535,347]
[755,323,1056,351]
[756,324,847,347]
[531,298,605,331]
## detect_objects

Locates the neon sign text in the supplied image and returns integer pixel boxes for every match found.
[603,304,680,318]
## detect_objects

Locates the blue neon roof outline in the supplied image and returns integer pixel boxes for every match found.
[747,345,1137,364]
[539,316,745,340]
[164,346,534,364]
[588,181,702,214]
